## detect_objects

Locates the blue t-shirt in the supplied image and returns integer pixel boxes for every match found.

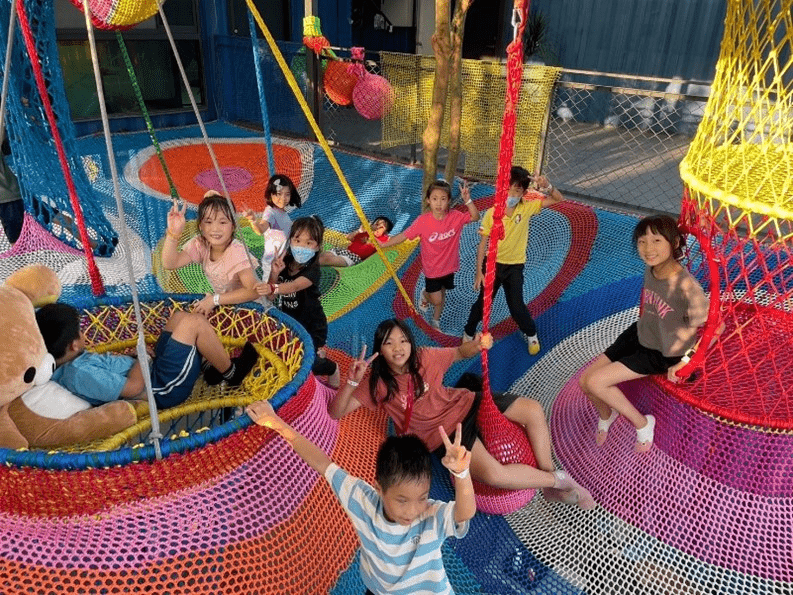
[324,463,469,595]
[51,351,135,406]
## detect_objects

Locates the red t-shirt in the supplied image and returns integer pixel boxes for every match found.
[352,347,475,451]
[403,210,470,279]
[348,231,389,260]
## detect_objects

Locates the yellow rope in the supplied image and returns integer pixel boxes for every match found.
[244,0,417,314]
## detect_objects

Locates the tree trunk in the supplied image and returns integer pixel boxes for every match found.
[444,0,472,183]
[421,0,452,208]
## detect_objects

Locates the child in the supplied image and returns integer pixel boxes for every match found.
[579,215,709,452]
[462,166,563,355]
[330,318,595,509]
[243,174,302,280]
[245,398,475,595]
[326,215,394,266]
[163,191,259,317]
[36,303,258,409]
[380,180,478,329]
[256,215,340,388]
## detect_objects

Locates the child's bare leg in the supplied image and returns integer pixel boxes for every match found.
[165,311,231,372]
[318,250,349,267]
[579,356,647,429]
[427,288,444,323]
[469,438,555,490]
[502,398,554,472]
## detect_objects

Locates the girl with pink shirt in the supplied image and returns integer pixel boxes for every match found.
[329,318,595,509]
[380,180,479,330]
[162,191,258,316]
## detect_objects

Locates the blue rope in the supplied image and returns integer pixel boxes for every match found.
[248,8,276,176]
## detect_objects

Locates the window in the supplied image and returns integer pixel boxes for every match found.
[55,0,204,119]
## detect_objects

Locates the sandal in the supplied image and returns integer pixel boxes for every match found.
[635,415,656,453]
[417,290,430,314]
[595,409,619,446]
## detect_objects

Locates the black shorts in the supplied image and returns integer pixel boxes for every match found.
[432,391,520,457]
[425,273,455,293]
[605,322,681,375]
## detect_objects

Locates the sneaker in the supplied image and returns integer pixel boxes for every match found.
[203,362,224,386]
[227,342,259,386]
[462,331,474,343]
[635,414,656,453]
[527,334,540,355]
[417,290,430,314]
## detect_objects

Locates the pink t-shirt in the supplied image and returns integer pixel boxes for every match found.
[403,209,471,279]
[182,238,252,293]
[352,347,475,451]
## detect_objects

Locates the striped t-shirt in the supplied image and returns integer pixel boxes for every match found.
[324,463,469,594]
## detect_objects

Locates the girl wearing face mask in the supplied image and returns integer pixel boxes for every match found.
[462,166,563,356]
[256,215,340,387]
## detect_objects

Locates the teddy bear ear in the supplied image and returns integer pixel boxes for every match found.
[5,265,61,307]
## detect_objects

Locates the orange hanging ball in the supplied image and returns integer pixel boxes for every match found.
[323,61,358,106]
[68,0,160,30]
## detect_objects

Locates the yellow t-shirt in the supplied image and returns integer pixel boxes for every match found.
[480,197,543,264]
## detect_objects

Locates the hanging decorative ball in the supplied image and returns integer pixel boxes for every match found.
[68,0,161,30]
[353,73,395,120]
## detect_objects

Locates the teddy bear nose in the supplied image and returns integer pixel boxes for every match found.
[24,367,36,383]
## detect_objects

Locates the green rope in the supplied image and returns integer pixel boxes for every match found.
[116,31,180,202]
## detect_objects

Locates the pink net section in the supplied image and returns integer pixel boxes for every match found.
[552,366,793,581]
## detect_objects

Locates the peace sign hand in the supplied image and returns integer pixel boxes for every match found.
[347,344,378,385]
[439,423,471,476]
[167,201,187,236]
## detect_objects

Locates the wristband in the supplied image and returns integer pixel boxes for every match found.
[346,379,359,387]
[464,198,472,205]
[450,468,470,479]
[541,183,553,195]
[166,230,180,241]
[273,284,280,295]
[268,283,275,295]
[213,294,220,307]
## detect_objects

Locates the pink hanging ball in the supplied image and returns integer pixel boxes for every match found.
[352,74,395,120]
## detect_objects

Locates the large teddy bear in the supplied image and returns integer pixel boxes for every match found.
[0,265,137,450]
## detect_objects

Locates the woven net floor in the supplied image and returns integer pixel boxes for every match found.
[0,121,789,594]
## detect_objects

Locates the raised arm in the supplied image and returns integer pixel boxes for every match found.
[460,181,479,222]
[161,201,195,270]
[328,345,377,419]
[246,400,332,475]
[438,423,475,523]
[534,175,564,208]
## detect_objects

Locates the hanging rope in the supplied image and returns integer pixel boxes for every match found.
[480,0,530,397]
[80,0,162,457]
[247,9,276,176]
[116,31,179,202]
[15,0,104,295]
[244,0,417,314]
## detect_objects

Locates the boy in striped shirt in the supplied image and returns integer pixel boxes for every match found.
[246,400,475,595]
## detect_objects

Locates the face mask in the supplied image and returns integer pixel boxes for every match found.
[506,194,521,208]
[291,245,316,264]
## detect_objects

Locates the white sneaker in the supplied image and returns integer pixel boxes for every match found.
[462,332,474,343]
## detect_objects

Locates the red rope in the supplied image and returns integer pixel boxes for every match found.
[480,0,529,397]
[15,0,105,296]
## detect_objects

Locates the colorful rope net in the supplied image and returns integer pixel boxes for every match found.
[677,0,793,429]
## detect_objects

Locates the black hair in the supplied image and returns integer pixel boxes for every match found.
[510,166,531,191]
[376,434,432,491]
[284,215,324,269]
[369,318,424,405]
[632,214,685,260]
[35,303,81,360]
[423,179,452,211]
[197,191,237,249]
[265,174,302,208]
[373,216,394,233]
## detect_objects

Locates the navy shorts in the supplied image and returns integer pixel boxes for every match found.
[150,331,202,409]
[604,322,681,375]
[432,391,520,457]
[425,272,455,293]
